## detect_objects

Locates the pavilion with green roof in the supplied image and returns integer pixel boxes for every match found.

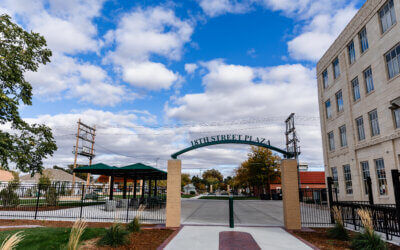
[73,162,167,200]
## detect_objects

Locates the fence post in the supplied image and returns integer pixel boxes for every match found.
[79,184,85,220]
[229,196,234,228]
[391,170,400,230]
[366,177,374,205]
[327,177,334,223]
[126,187,131,223]
[34,184,41,220]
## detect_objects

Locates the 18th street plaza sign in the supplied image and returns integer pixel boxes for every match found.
[171,134,294,159]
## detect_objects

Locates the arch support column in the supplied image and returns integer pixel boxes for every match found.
[166,159,181,227]
[281,159,301,230]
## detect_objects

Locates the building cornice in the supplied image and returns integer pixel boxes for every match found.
[355,131,400,151]
[317,0,385,74]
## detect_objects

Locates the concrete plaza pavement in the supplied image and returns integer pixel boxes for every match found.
[164,225,312,250]
[181,199,284,226]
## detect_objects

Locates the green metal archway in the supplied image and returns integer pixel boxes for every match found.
[171,137,295,159]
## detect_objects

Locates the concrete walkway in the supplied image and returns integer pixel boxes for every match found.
[164,226,312,250]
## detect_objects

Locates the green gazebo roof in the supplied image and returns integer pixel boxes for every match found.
[73,162,167,180]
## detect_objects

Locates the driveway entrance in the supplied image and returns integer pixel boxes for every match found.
[181,199,283,226]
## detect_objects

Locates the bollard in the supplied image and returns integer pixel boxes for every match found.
[229,196,234,228]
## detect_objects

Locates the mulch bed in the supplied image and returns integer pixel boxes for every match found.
[292,228,400,250]
[0,219,156,229]
[80,229,174,250]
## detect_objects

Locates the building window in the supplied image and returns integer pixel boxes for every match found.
[348,40,356,64]
[322,70,329,88]
[369,109,380,136]
[333,57,340,79]
[375,158,387,195]
[343,165,353,194]
[394,108,400,128]
[359,27,369,53]
[385,44,400,79]
[331,167,339,193]
[351,77,360,101]
[328,131,335,151]
[361,161,370,195]
[356,116,365,141]
[379,0,396,33]
[339,125,347,147]
[364,67,374,93]
[325,100,332,119]
[336,90,344,112]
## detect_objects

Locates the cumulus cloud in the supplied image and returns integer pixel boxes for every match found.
[184,63,198,74]
[287,6,357,61]
[22,109,261,175]
[25,53,130,106]
[198,0,252,17]
[166,60,323,169]
[0,0,132,106]
[1,0,104,54]
[196,0,358,62]
[105,6,194,90]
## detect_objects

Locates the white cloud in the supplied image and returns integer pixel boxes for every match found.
[1,0,104,54]
[25,53,130,106]
[287,6,357,61]
[184,63,198,74]
[166,60,323,168]
[198,0,252,17]
[0,0,130,106]
[105,6,194,90]
[260,0,349,19]
[122,62,178,90]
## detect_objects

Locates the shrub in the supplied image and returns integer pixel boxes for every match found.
[126,217,141,233]
[351,209,387,250]
[0,183,20,207]
[45,186,59,206]
[190,191,196,195]
[25,188,32,198]
[98,223,129,247]
[327,206,349,240]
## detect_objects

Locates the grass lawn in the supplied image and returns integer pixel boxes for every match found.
[199,196,260,200]
[0,227,106,250]
[181,194,196,198]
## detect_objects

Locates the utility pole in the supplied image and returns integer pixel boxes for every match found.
[72,119,96,187]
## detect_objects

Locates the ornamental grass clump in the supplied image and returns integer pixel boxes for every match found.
[127,205,145,233]
[0,232,24,250]
[327,206,349,240]
[351,209,387,250]
[127,217,141,233]
[98,223,129,247]
[66,220,87,250]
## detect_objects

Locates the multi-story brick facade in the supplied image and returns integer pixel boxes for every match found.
[317,0,400,204]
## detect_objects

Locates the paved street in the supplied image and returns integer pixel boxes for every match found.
[181,199,284,226]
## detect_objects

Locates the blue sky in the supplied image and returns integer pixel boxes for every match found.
[1,0,363,176]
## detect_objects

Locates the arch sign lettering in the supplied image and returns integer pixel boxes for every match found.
[171,134,295,159]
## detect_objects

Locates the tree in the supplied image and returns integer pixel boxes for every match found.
[202,169,223,191]
[65,165,89,181]
[234,146,281,197]
[181,173,191,190]
[0,14,57,175]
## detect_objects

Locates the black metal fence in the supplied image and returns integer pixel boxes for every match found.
[327,170,400,240]
[0,183,166,224]
[299,188,332,227]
